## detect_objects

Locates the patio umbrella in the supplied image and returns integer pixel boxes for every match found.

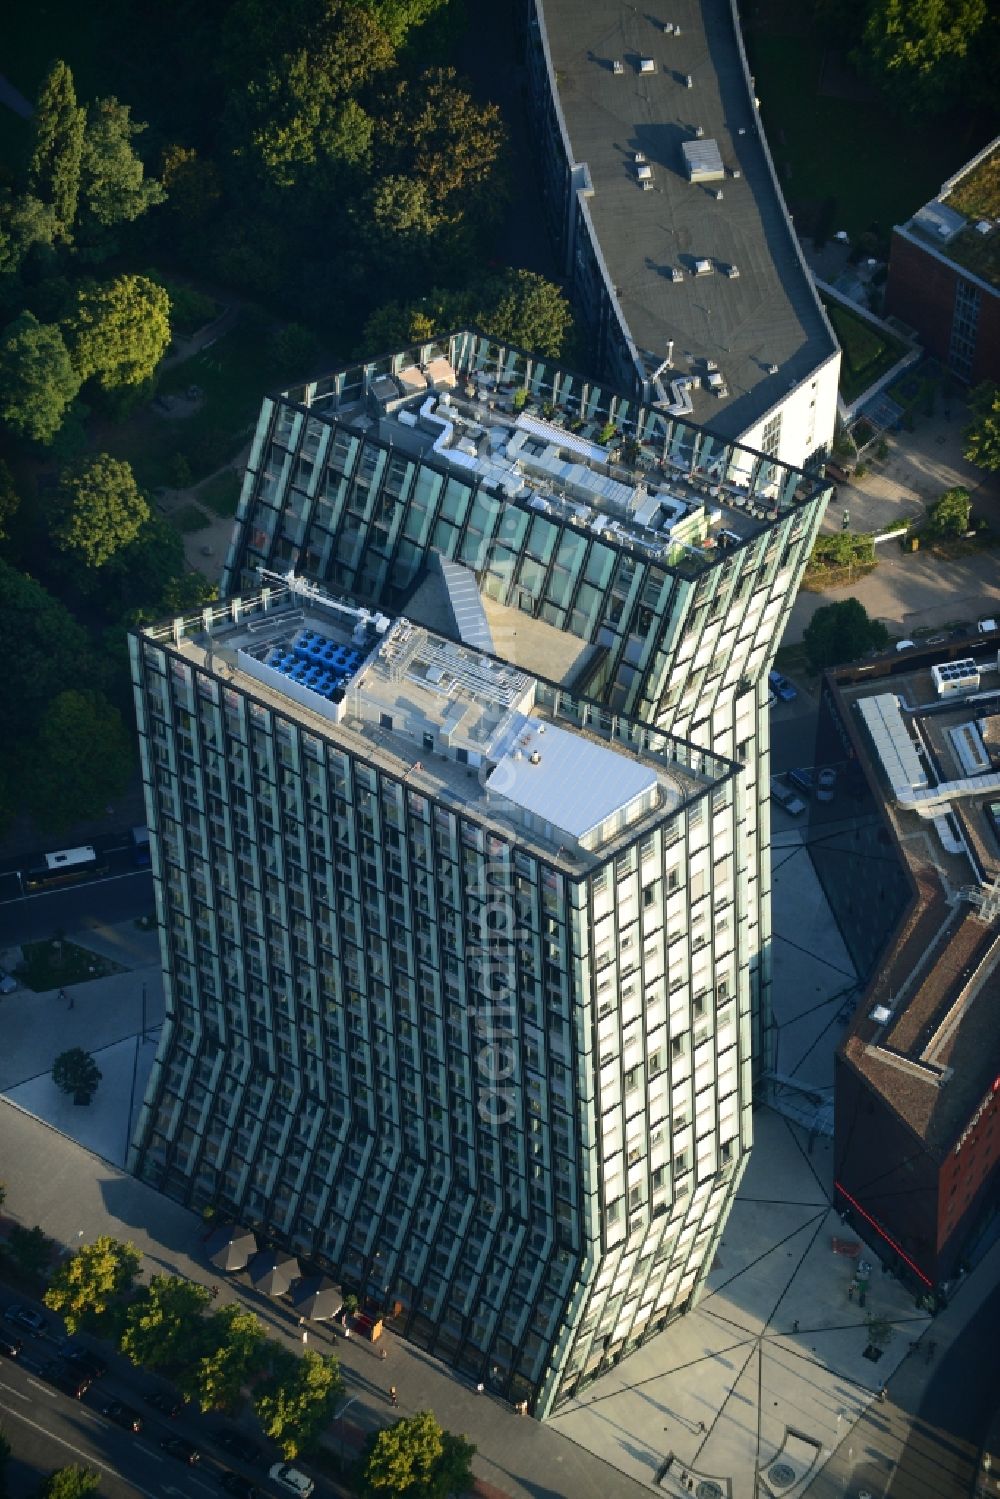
[206,1224,258,1273]
[291,1276,343,1322]
[248,1251,300,1297]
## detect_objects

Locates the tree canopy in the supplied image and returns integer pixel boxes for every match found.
[44,1235,142,1335]
[360,1410,476,1498]
[964,382,1000,472]
[857,0,991,114]
[51,454,150,568]
[0,312,80,444]
[254,1348,343,1458]
[926,484,971,538]
[120,1273,212,1372]
[79,97,166,236]
[28,690,134,830]
[39,1465,101,1499]
[28,62,85,239]
[362,269,575,360]
[63,274,171,389]
[803,597,889,671]
[183,1303,266,1412]
[52,1048,102,1104]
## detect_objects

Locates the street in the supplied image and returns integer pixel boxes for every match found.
[0,869,154,949]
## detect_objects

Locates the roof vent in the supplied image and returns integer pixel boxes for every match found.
[634,151,647,163]
[613,59,624,75]
[694,125,705,139]
[715,188,724,201]
[870,1004,892,1024]
[529,750,542,765]
[639,57,656,73]
[685,73,693,88]
[767,362,779,375]
[663,21,674,33]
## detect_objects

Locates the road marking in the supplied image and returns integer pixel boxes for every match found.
[187,1480,214,1496]
[4,871,152,905]
[0,1381,29,1401]
[26,1378,56,1397]
[135,1444,164,1462]
[0,1399,161,1499]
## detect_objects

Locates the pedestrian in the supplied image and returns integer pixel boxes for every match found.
[792,1320,799,1333]
[877,1386,886,1403]
[389,1385,398,1407]
[847,1283,855,1302]
[379,1347,387,1361]
[476,1382,484,1394]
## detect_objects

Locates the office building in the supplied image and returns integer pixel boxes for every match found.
[523,0,841,470]
[829,644,1000,1288]
[129,579,748,1415]
[885,136,1000,386]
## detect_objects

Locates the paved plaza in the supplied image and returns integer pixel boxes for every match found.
[0,830,977,1499]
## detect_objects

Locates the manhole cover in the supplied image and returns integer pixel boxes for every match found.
[696,1484,724,1499]
[768,1463,797,1488]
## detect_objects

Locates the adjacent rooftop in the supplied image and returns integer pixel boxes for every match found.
[152,580,729,873]
[835,647,1000,1153]
[534,0,838,434]
[901,135,1000,291]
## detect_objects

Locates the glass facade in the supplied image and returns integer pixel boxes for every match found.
[132,335,828,1416]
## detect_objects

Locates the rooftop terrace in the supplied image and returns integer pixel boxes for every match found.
[282,338,826,577]
[903,136,1000,291]
[153,580,729,875]
[534,0,838,434]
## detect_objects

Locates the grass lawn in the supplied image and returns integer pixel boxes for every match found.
[18,938,125,993]
[821,298,907,404]
[197,470,242,518]
[744,25,986,241]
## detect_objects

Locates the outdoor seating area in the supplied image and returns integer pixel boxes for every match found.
[204,1223,345,1323]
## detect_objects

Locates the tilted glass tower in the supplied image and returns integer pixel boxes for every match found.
[131,334,829,1412]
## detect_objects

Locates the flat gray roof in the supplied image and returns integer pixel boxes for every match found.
[537,0,837,435]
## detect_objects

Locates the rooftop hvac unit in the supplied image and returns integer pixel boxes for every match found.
[692,258,713,276]
[724,263,740,278]
[714,188,724,201]
[639,57,656,73]
[685,73,693,88]
[767,362,779,375]
[634,151,646,164]
[694,125,705,138]
[642,180,654,191]
[730,167,742,179]
[637,164,652,181]
[670,267,683,282]
[613,59,624,74]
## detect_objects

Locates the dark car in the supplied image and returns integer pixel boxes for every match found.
[58,1340,108,1381]
[160,1434,200,1465]
[786,767,815,796]
[100,1399,143,1433]
[42,1359,92,1399]
[768,670,798,703]
[218,1474,259,1498]
[216,1428,263,1465]
[144,1389,184,1418]
[3,1303,46,1334]
[0,1334,23,1359]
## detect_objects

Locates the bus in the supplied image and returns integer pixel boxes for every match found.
[21,846,109,893]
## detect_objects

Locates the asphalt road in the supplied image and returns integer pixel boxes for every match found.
[0,1294,330,1499]
[0,870,154,949]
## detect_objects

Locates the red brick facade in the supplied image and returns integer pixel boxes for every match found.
[885,230,1000,385]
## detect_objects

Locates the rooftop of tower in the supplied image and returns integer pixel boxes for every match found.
[150,579,733,874]
[269,333,827,581]
[531,0,838,435]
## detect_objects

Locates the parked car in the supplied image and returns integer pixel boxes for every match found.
[786,767,815,796]
[218,1474,259,1498]
[894,639,915,652]
[144,1388,184,1418]
[816,768,838,803]
[160,1434,200,1465]
[770,777,806,816]
[58,1339,108,1381]
[3,1303,46,1334]
[768,670,797,702]
[100,1399,143,1433]
[0,970,17,994]
[0,1334,23,1359]
[42,1359,92,1399]
[215,1428,263,1465]
[269,1464,315,1498]
[977,617,998,635]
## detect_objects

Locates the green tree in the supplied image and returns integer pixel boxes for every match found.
[964,382,1000,472]
[0,312,80,444]
[254,1347,343,1458]
[360,1410,475,1498]
[28,690,134,831]
[38,1465,100,1499]
[186,1304,265,1411]
[51,1048,102,1105]
[378,67,504,214]
[45,1236,142,1335]
[63,275,171,389]
[79,98,165,235]
[473,270,574,359]
[28,62,85,239]
[120,1274,211,1372]
[926,485,971,538]
[0,562,95,725]
[858,0,989,114]
[0,193,60,276]
[803,597,889,671]
[0,460,19,541]
[1,1224,54,1280]
[51,454,150,568]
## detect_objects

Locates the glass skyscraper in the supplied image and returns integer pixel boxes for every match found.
[131,333,829,1413]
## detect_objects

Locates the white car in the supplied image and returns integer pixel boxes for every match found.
[269,1465,314,1498]
[978,617,998,635]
